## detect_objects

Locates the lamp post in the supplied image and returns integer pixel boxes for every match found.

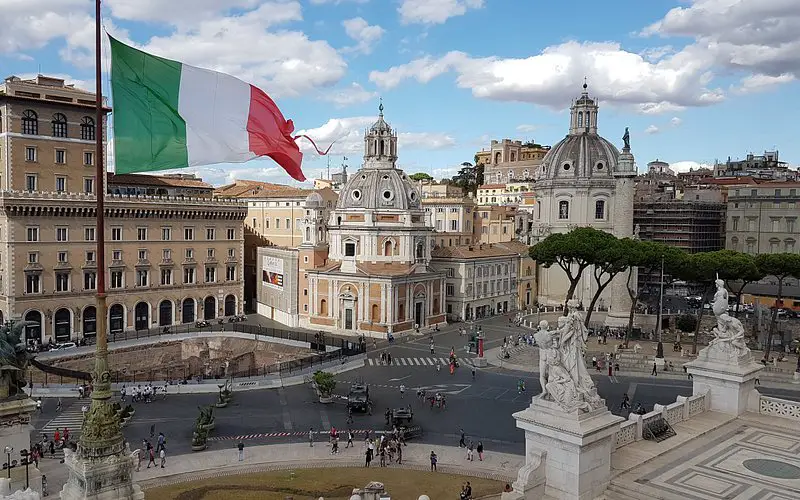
[19,449,29,489]
[655,255,665,363]
[4,446,12,479]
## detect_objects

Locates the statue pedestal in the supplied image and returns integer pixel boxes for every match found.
[0,398,42,496]
[59,444,144,500]
[685,344,763,416]
[510,398,624,500]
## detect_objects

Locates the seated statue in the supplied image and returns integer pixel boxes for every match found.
[709,312,748,357]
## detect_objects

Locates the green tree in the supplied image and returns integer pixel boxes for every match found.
[312,370,337,397]
[409,172,433,182]
[755,253,800,362]
[715,250,764,318]
[584,236,631,326]
[676,314,698,332]
[624,241,687,346]
[673,251,720,354]
[451,162,484,195]
[529,227,616,312]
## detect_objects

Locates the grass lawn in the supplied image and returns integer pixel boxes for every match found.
[145,467,505,499]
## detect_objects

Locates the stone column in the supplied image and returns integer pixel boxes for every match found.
[605,150,636,328]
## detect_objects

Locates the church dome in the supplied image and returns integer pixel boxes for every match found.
[538,83,621,180]
[336,168,421,210]
[539,134,619,180]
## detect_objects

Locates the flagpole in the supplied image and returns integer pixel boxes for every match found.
[78,0,123,457]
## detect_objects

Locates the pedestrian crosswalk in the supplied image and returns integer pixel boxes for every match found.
[367,357,471,367]
[40,402,84,441]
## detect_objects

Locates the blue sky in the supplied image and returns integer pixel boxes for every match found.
[3,0,799,186]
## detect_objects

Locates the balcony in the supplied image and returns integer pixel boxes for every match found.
[159,258,174,267]
[225,255,238,264]
[82,260,97,269]
[182,257,197,266]
[109,259,125,269]
[205,256,218,264]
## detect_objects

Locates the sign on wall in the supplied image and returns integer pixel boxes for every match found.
[262,256,284,289]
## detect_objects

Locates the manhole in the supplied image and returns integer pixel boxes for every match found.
[743,459,800,480]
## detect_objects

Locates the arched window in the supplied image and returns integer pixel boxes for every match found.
[730,236,739,251]
[558,200,569,220]
[80,116,95,141]
[577,111,583,127]
[384,240,393,256]
[495,173,502,183]
[109,304,124,333]
[204,296,216,320]
[305,227,311,241]
[21,110,38,135]
[182,298,195,324]
[507,171,514,182]
[494,152,501,164]
[371,304,380,322]
[415,242,424,260]
[54,308,71,342]
[320,299,328,315]
[24,310,42,342]
[586,112,591,127]
[224,294,236,316]
[159,300,173,326]
[83,306,97,336]
[379,140,385,156]
[595,200,605,220]
[52,113,67,138]
[134,302,149,331]
[510,152,516,162]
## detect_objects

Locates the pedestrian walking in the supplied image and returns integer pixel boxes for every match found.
[159,448,166,468]
[237,441,244,461]
[364,446,372,467]
[477,441,484,461]
[386,353,392,365]
[308,428,314,447]
[651,362,658,376]
[156,432,166,453]
[49,440,55,458]
[54,429,61,444]
[396,442,402,464]
[63,428,70,443]
[147,447,156,468]
[466,440,474,461]
[346,430,354,448]
[36,398,42,413]
[81,404,88,419]
[331,436,339,455]
[620,393,630,410]
[399,384,405,399]
[608,363,613,376]
[430,450,438,471]
[459,429,466,448]
[56,398,62,412]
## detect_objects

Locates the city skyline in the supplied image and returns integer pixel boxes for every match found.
[2,0,798,186]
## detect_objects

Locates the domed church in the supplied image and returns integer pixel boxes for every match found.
[534,84,637,327]
[297,103,447,334]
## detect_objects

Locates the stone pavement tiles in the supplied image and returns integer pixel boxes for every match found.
[134,441,523,490]
[611,415,800,499]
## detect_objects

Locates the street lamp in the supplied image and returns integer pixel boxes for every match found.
[3,446,12,479]
[655,255,666,363]
[19,449,29,489]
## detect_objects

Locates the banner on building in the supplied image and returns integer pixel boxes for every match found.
[262,256,284,289]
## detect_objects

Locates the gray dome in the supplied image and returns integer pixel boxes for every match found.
[304,192,323,207]
[539,133,620,180]
[336,168,421,210]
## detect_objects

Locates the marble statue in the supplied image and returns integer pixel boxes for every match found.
[622,127,630,150]
[708,278,750,358]
[0,321,34,399]
[533,302,604,413]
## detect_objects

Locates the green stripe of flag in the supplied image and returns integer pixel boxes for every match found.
[109,36,188,174]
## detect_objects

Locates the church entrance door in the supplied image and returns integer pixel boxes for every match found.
[344,308,353,330]
[414,301,424,328]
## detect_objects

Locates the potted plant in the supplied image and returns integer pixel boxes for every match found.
[124,404,135,417]
[191,427,208,452]
[312,370,337,403]
[197,406,216,432]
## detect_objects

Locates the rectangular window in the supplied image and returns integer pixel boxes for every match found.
[110,271,123,289]
[206,228,215,240]
[137,227,147,241]
[226,265,236,281]
[83,177,94,194]
[185,248,194,260]
[83,151,94,166]
[227,228,235,240]
[25,175,37,191]
[26,227,39,242]
[435,220,443,231]
[27,252,38,264]
[227,248,235,258]
[112,250,121,261]
[285,218,291,229]
[84,227,95,241]
[55,149,66,164]
[162,249,171,261]
[205,266,216,283]
[56,227,68,242]
[161,227,171,241]
[184,227,194,240]
[450,220,458,231]
[55,176,66,192]
[25,147,37,162]
[447,268,455,277]
[446,284,455,296]
[183,267,196,284]
[55,272,70,292]
[788,219,796,233]
[136,269,149,287]
[160,269,172,285]
[84,271,96,290]
[207,248,215,258]
[57,251,67,263]
[26,274,40,294]
[344,242,356,257]
[111,227,122,241]
[85,251,95,263]
[265,219,270,229]
[137,249,147,261]
[732,217,739,231]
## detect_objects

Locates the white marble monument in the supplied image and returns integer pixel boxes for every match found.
[685,279,763,416]
[507,301,624,500]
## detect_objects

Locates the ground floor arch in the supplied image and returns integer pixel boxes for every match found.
[159,300,173,327]
[109,304,125,334]
[182,298,196,324]
[24,310,42,342]
[83,306,97,337]
[224,294,236,316]
[54,308,71,342]
[135,302,150,331]
[204,296,216,320]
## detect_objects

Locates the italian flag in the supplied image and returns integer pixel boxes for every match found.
[109,36,309,181]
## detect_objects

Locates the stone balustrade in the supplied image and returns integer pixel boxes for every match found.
[758,394,800,422]
[0,190,247,206]
[614,392,709,450]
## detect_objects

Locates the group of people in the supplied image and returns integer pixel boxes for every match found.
[31,428,73,465]
[121,383,167,403]
[364,430,405,467]
[136,433,167,470]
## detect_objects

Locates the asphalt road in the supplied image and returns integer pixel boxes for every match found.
[32,314,800,458]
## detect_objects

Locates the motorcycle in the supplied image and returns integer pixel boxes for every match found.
[195,320,210,328]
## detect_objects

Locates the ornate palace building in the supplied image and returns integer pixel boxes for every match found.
[258,104,447,335]
[0,75,246,343]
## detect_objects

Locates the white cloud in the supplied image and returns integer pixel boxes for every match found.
[310,0,369,4]
[342,17,385,54]
[669,160,713,173]
[369,41,725,114]
[320,82,378,107]
[670,116,682,127]
[398,0,484,25]
[644,125,660,135]
[106,0,262,24]
[642,0,800,90]
[516,124,538,133]
[166,164,313,188]
[294,116,457,158]
[734,73,796,94]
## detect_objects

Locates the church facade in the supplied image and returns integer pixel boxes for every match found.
[294,104,447,335]
[533,85,637,326]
